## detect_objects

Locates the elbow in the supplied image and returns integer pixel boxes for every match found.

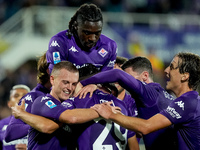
[141,127,151,135]
[39,124,57,134]
[66,116,79,124]
[138,122,152,135]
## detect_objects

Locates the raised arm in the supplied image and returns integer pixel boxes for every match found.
[81,69,141,95]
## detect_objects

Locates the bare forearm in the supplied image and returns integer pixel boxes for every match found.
[60,108,99,124]
[110,113,171,135]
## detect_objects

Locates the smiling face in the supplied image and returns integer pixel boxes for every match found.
[164,56,182,93]
[50,68,79,102]
[76,20,102,50]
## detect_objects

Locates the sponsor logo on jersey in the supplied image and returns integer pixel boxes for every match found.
[24,95,33,102]
[98,48,108,57]
[53,52,61,64]
[69,46,78,52]
[163,91,174,101]
[166,106,182,119]
[50,40,60,47]
[175,101,184,110]
[107,60,115,67]
[62,101,73,108]
[45,100,57,108]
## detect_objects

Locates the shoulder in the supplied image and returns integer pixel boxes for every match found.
[0,116,11,126]
[99,34,117,49]
[51,30,68,39]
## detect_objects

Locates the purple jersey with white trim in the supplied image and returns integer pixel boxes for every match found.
[70,89,135,150]
[81,69,178,150]
[4,84,50,142]
[28,94,75,150]
[160,91,200,150]
[0,116,27,150]
[46,30,117,73]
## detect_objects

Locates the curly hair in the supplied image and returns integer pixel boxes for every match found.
[67,3,103,38]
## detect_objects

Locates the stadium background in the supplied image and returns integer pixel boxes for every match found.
[0,0,200,124]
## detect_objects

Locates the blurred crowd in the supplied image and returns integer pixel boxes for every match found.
[1,0,200,25]
[0,60,37,119]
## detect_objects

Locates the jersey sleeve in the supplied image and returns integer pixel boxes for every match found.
[4,116,30,142]
[100,41,117,71]
[4,92,42,142]
[31,96,75,122]
[81,69,158,104]
[46,35,68,73]
[160,96,197,124]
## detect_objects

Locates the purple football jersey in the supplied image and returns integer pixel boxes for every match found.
[123,93,138,117]
[70,89,135,150]
[46,30,117,73]
[28,94,75,150]
[160,91,200,150]
[0,116,27,150]
[4,83,50,142]
[81,69,178,150]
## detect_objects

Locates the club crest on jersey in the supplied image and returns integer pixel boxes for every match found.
[98,48,108,57]
[45,100,57,109]
[53,52,61,64]
[50,40,60,47]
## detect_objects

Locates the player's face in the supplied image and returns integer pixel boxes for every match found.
[9,88,29,107]
[76,20,102,50]
[124,67,143,81]
[51,69,79,102]
[164,56,182,92]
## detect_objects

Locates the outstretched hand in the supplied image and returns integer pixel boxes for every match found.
[91,101,121,119]
[75,84,97,98]
[11,99,26,119]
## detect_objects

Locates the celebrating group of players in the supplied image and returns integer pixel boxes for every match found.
[1,3,200,150]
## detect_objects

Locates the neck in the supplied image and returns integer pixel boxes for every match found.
[173,83,193,97]
[117,90,126,100]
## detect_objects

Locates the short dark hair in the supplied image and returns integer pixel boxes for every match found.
[67,3,103,37]
[176,52,200,90]
[115,56,128,66]
[51,61,78,77]
[122,56,153,79]
[78,63,99,81]
[37,52,49,85]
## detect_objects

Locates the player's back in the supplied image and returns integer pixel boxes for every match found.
[72,89,134,150]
